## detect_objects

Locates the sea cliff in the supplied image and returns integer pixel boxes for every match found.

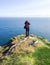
[0,34,50,65]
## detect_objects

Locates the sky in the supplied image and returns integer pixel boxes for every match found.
[0,0,50,17]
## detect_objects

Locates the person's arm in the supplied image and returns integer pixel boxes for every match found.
[28,22,30,25]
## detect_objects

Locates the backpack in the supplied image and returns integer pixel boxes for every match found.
[24,26,26,29]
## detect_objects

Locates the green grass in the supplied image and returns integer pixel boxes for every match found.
[0,35,50,65]
[1,47,50,65]
[33,47,50,65]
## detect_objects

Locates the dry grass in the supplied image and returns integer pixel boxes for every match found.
[0,35,50,65]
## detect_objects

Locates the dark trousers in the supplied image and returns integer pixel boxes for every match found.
[26,28,29,37]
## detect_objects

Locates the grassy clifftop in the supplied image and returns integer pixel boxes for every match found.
[0,35,50,65]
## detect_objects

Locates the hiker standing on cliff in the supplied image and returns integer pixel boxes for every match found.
[24,20,30,37]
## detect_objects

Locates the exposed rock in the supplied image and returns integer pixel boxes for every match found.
[30,40,39,46]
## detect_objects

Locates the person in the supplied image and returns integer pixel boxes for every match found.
[24,20,30,37]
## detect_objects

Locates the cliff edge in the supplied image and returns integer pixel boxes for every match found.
[0,34,50,65]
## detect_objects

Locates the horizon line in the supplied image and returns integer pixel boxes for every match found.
[0,16,50,18]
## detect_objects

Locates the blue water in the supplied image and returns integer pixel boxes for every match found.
[0,17,50,45]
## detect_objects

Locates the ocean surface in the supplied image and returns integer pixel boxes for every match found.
[0,17,50,46]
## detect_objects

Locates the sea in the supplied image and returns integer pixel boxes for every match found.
[0,17,50,46]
